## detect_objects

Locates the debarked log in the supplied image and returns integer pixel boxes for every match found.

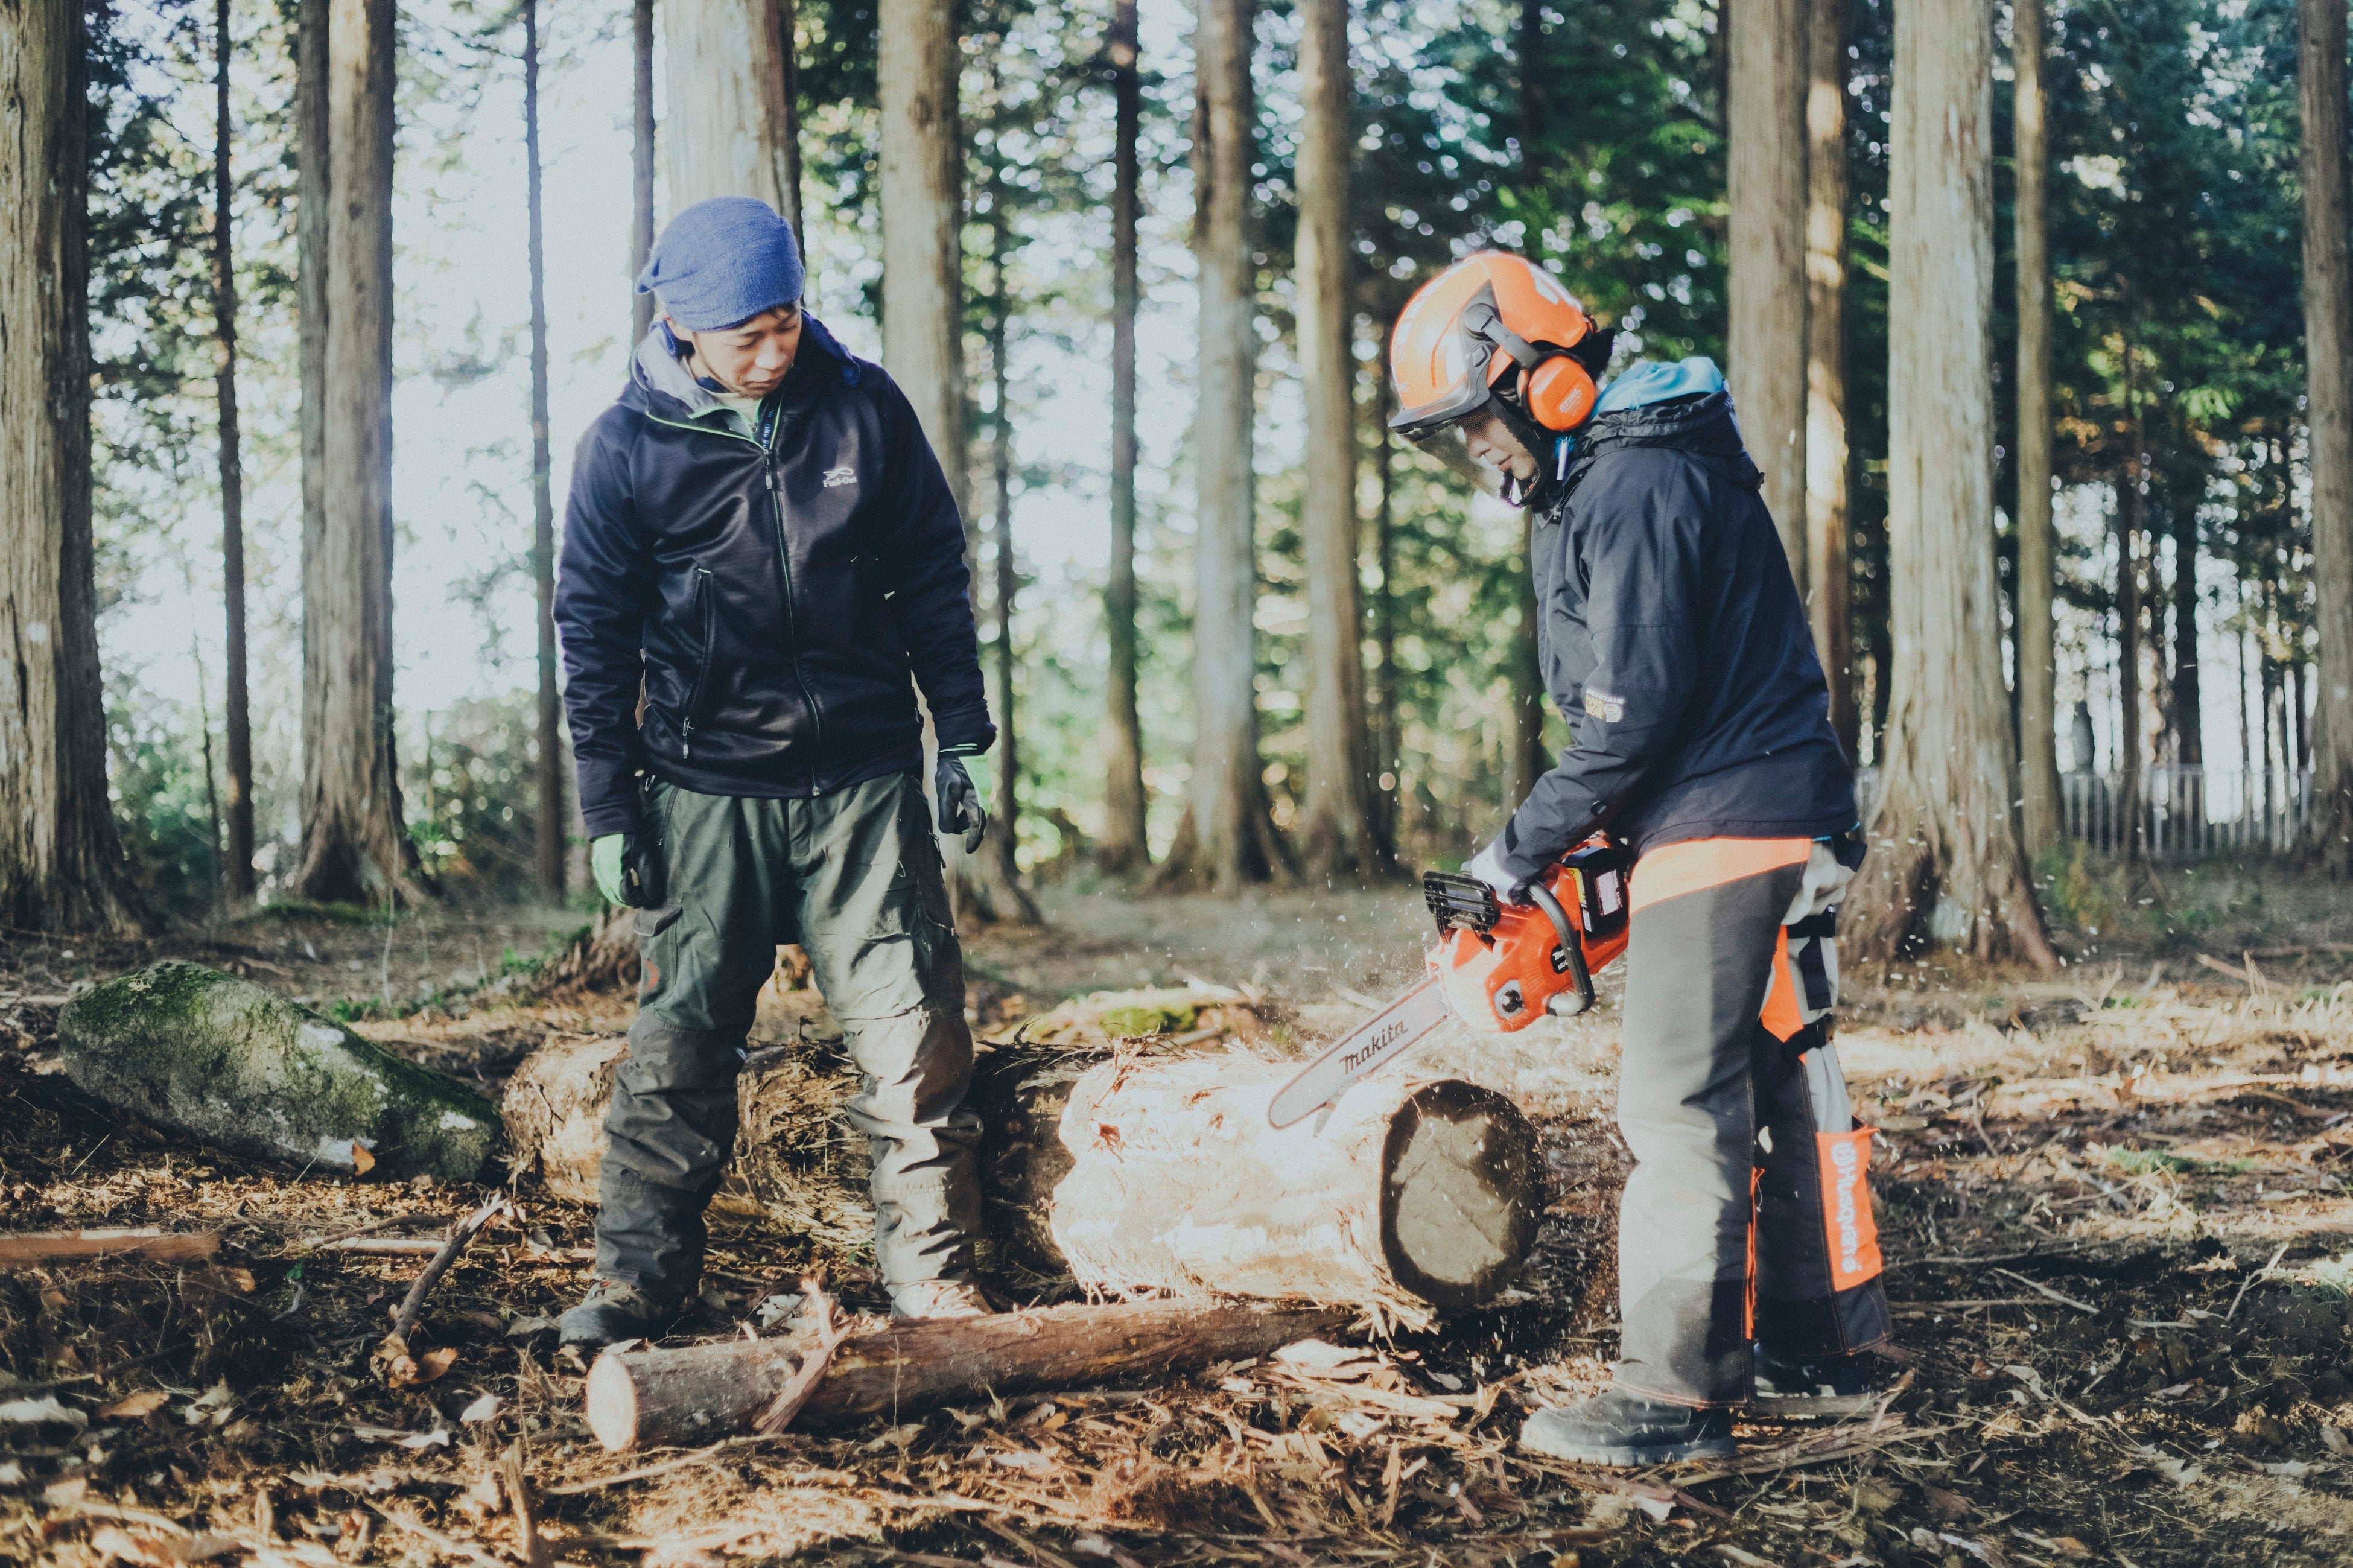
[583,1299,1348,1451]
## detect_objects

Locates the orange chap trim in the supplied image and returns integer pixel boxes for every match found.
[1816,1128,1884,1290]
[1627,836,1813,915]
[1759,926,1806,1041]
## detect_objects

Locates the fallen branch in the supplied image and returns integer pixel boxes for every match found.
[498,1443,551,1568]
[585,1300,1349,1451]
[328,1238,450,1256]
[754,1283,849,1435]
[1989,1268,2098,1316]
[363,1501,504,1568]
[0,1228,221,1267]
[376,1195,509,1383]
[2226,1242,2291,1323]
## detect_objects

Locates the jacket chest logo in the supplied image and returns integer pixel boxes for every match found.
[1583,689,1624,724]
[822,465,857,489]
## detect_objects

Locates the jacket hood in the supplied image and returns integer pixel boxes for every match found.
[1551,356,1760,489]
[624,314,860,419]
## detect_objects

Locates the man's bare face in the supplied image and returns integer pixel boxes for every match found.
[1460,410,1541,485]
[670,305,804,398]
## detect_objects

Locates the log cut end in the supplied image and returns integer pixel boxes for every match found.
[1380,1080,1544,1311]
[583,1349,641,1453]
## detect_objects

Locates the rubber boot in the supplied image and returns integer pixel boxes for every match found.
[1752,1341,1884,1401]
[558,1280,683,1348]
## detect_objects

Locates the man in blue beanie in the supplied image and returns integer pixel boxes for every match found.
[553,195,999,1345]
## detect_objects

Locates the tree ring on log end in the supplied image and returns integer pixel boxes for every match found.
[1379,1080,1542,1310]
[583,1351,643,1453]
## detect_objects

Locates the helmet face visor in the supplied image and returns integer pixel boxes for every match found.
[1389,408,1506,500]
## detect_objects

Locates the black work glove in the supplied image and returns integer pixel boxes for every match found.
[934,755,988,854]
[592,830,667,908]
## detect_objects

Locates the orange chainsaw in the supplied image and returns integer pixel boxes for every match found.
[1266,835,1632,1129]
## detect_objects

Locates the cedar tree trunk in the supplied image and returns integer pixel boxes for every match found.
[2012,0,2060,852]
[0,0,136,933]
[1161,0,1289,891]
[1097,0,1151,874]
[215,0,255,902]
[2115,454,2142,860]
[986,179,1025,889]
[1846,0,2054,965]
[1727,0,1812,586]
[661,0,796,221]
[526,0,564,900]
[1295,0,1382,880]
[2301,0,2353,872]
[1805,0,1855,758]
[632,0,655,340]
[296,0,423,905]
[1505,0,1548,816]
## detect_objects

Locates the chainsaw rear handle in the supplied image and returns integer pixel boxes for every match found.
[1524,881,1595,1017]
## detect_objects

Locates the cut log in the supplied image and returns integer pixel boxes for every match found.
[0,1230,223,1268]
[506,1038,1545,1321]
[1047,1059,1542,1324]
[584,1299,1348,1450]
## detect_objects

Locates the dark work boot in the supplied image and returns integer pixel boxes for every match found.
[1751,1341,1885,1408]
[1519,1387,1736,1466]
[558,1280,682,1348]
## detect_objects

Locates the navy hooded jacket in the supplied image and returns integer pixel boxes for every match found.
[1493,361,1855,881]
[556,317,994,839]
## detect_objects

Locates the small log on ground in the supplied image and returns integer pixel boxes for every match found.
[583,1298,1347,1450]
[1048,1058,1543,1322]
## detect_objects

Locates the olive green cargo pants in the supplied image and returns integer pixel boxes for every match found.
[594,771,982,1298]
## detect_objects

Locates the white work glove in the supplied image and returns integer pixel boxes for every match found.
[1465,839,1531,904]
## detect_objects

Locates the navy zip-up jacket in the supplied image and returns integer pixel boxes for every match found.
[556,318,994,838]
[1494,363,1855,881]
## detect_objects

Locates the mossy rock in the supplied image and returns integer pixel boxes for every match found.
[56,961,500,1182]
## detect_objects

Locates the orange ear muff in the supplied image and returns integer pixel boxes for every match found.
[1521,355,1598,431]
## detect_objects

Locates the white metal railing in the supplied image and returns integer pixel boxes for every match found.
[1851,764,2311,860]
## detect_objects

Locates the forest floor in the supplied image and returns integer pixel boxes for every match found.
[5,857,2353,1567]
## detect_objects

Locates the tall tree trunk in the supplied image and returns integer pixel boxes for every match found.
[1373,377,1400,855]
[1805,0,1854,759]
[1727,0,1811,586]
[1505,0,1548,816]
[1160,0,1289,892]
[2172,504,2200,766]
[2114,459,2142,862]
[0,0,136,934]
[986,174,1024,890]
[778,0,802,253]
[661,0,797,219]
[2301,0,2353,872]
[632,0,656,340]
[1096,0,1150,874]
[1846,0,2053,966]
[296,0,424,904]
[525,0,564,901]
[880,0,1040,922]
[297,0,331,888]
[215,0,255,903]
[1295,0,1382,880]
[2012,0,2059,852]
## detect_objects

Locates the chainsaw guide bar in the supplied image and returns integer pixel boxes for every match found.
[1265,976,1453,1130]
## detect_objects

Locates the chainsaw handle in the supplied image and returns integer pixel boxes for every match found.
[1525,880,1596,1016]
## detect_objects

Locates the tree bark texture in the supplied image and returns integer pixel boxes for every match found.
[297,0,422,905]
[986,184,1026,893]
[2171,504,2200,766]
[585,1300,1352,1451]
[2301,0,2353,873]
[1727,0,1812,587]
[631,0,655,341]
[507,1039,1542,1324]
[526,0,565,903]
[1846,0,2054,966]
[0,0,135,934]
[2012,0,2060,852]
[2115,459,2142,858]
[1294,0,1381,881]
[1097,0,1150,875]
[660,0,796,220]
[299,0,331,822]
[215,0,255,903]
[1166,0,1288,891]
[1804,0,1855,759]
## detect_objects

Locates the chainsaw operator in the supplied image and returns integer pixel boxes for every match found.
[552,197,996,1346]
[1386,253,1892,1465]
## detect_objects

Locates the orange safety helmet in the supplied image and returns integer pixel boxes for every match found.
[1388,253,1612,499]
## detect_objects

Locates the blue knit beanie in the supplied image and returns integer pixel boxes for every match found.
[635,197,805,331]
